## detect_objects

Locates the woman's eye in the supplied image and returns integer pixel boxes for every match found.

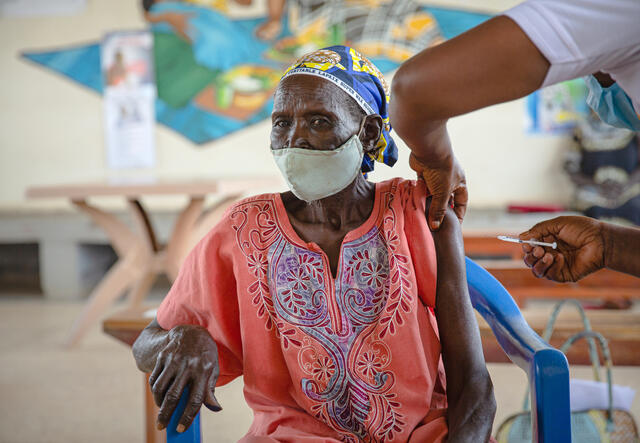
[311,118,329,128]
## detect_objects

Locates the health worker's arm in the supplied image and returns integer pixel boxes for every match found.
[390,15,549,231]
[133,318,223,433]
[431,203,496,442]
[519,216,640,282]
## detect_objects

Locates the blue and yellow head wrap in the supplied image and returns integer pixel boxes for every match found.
[281,45,397,173]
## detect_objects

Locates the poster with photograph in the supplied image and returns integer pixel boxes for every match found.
[101,31,156,170]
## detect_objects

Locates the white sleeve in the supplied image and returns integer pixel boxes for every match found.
[504,0,640,88]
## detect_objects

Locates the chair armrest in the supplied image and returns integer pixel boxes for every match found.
[466,257,550,368]
[465,257,571,443]
[166,387,202,443]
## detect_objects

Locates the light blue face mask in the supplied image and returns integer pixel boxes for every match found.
[585,75,640,131]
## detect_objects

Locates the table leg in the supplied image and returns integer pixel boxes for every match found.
[128,198,159,254]
[72,199,137,257]
[127,271,158,307]
[145,373,166,443]
[163,194,241,281]
[164,197,204,282]
[65,255,144,347]
[66,199,153,346]
[68,195,240,345]
[192,194,242,245]
[124,199,163,308]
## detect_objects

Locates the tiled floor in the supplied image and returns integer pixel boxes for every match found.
[1,296,638,442]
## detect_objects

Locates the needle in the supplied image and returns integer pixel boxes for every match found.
[497,235,557,249]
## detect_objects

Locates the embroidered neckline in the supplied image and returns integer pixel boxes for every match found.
[271,180,388,254]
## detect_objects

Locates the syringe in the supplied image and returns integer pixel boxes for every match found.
[497,235,557,249]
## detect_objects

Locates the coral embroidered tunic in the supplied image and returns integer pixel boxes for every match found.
[157,178,448,442]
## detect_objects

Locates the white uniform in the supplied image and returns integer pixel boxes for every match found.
[505,0,640,113]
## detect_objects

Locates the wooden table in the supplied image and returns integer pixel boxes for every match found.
[103,305,164,443]
[28,177,279,346]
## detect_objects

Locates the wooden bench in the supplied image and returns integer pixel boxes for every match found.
[477,308,640,366]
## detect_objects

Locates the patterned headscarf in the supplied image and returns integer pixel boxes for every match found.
[281,45,397,173]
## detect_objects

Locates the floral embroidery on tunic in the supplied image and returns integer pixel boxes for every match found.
[230,192,414,442]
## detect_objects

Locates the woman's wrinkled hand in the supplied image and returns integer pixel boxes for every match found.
[519,216,605,282]
[148,325,222,433]
[409,152,467,230]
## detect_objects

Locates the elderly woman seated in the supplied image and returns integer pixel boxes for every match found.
[133,46,496,442]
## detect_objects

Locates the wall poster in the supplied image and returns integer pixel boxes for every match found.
[101,31,156,169]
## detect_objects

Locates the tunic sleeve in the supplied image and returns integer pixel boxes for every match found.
[400,180,438,308]
[156,216,243,386]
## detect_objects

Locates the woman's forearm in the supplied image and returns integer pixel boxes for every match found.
[603,222,640,278]
[132,318,170,373]
[445,374,495,443]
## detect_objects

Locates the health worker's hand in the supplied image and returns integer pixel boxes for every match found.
[149,325,222,433]
[409,153,467,230]
[519,216,605,282]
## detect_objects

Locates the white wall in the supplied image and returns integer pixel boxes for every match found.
[0,0,573,212]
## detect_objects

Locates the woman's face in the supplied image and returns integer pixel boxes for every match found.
[270,75,364,152]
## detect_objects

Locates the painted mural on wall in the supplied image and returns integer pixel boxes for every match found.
[22,1,490,144]
[526,78,589,134]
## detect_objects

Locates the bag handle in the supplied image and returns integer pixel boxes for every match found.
[541,299,601,380]
[521,330,615,431]
[560,330,615,432]
[522,299,602,411]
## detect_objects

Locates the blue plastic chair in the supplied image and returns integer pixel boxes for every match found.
[465,257,571,442]
[167,257,571,443]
